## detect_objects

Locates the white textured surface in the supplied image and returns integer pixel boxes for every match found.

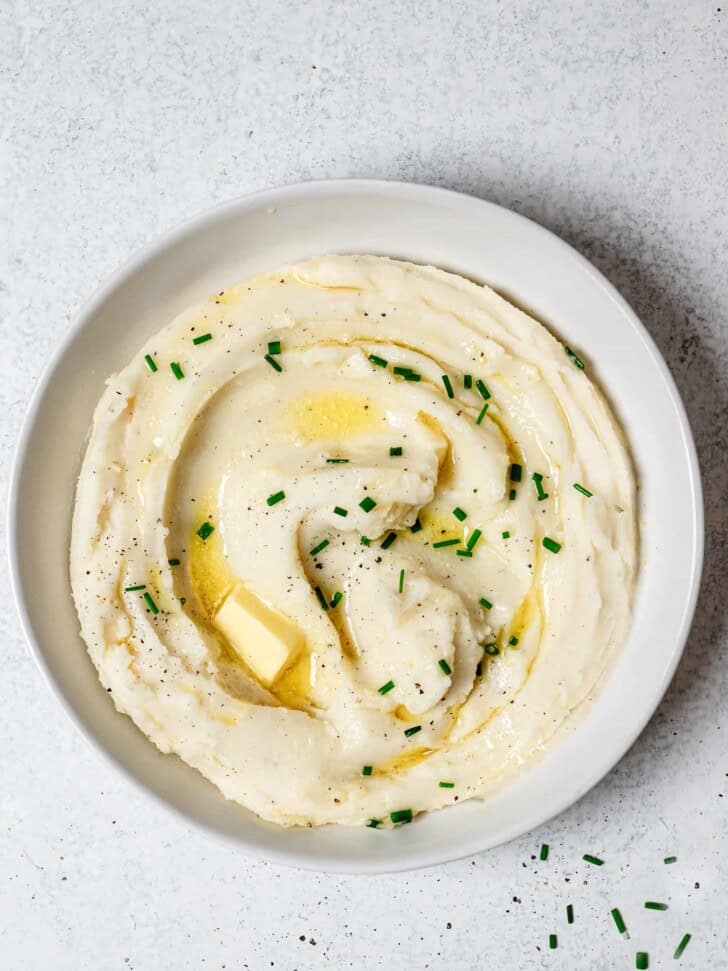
[1,0,726,967]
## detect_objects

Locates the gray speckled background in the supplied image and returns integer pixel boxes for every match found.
[1,1,726,968]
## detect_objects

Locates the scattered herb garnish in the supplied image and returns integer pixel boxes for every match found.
[167,558,180,566]
[360,536,371,546]
[636,953,648,970]
[362,765,373,776]
[502,530,510,539]
[359,496,377,513]
[438,658,452,676]
[404,725,422,737]
[310,539,329,557]
[144,354,157,372]
[266,491,285,506]
[479,597,493,610]
[267,340,281,355]
[532,472,549,500]
[366,818,382,828]
[456,549,472,557]
[549,934,557,950]
[484,643,499,656]
[453,506,467,521]
[509,489,517,501]
[330,591,343,608]
[543,537,562,553]
[314,586,329,611]
[433,538,459,549]
[664,856,677,864]
[393,365,413,377]
[381,532,397,549]
[398,569,405,593]
[476,402,489,424]
[583,854,604,866]
[566,904,574,924]
[540,843,549,861]
[403,372,421,381]
[193,333,212,345]
[124,584,146,592]
[143,592,159,614]
[509,635,519,647]
[389,446,403,456]
[565,346,585,369]
[644,902,668,911]
[464,374,473,389]
[442,374,454,398]
[410,518,423,533]
[264,354,282,372]
[390,809,413,824]
[467,529,482,550]
[510,463,522,482]
[368,354,388,368]
[573,482,593,498]
[326,458,349,464]
[439,781,455,788]
[333,506,348,517]
[476,378,491,400]
[170,362,184,380]
[378,680,395,695]
[197,522,214,541]
[611,908,627,935]
[673,934,691,959]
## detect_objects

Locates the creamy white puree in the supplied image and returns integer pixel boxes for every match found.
[71,255,636,827]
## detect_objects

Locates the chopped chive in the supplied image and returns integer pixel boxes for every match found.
[509,635,519,647]
[441,374,454,398]
[509,488,517,501]
[144,354,157,372]
[170,362,184,380]
[462,530,480,554]
[453,506,467,521]
[532,472,549,501]
[644,901,668,911]
[368,353,388,368]
[476,402,489,424]
[393,365,413,376]
[330,591,343,608]
[611,908,627,935]
[326,458,349,464]
[124,584,146,592]
[179,597,186,605]
[403,372,421,381]
[543,537,562,553]
[664,856,677,864]
[539,843,549,861]
[378,680,395,695]
[479,597,493,611]
[565,345,585,369]
[333,506,348,517]
[464,374,473,389]
[403,725,421,737]
[583,854,603,866]
[359,496,377,513]
[267,340,281,354]
[433,538,459,549]
[549,934,557,950]
[143,592,159,614]
[381,532,397,549]
[366,818,381,828]
[510,463,522,482]
[167,558,180,566]
[389,446,403,456]
[267,490,285,506]
[264,354,282,372]
[439,781,455,788]
[673,934,691,959]
[360,536,371,546]
[197,521,214,541]
[398,569,405,593]
[566,904,574,924]
[484,643,500,656]
[502,530,510,539]
[410,518,423,533]
[456,549,472,557]
[193,332,212,345]
[438,658,452,676]
[573,482,593,498]
[636,953,648,970]
[310,539,329,557]
[362,765,373,776]
[475,378,491,400]
[314,586,329,611]
[390,809,413,824]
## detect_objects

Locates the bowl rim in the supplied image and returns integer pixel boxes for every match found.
[7,178,704,873]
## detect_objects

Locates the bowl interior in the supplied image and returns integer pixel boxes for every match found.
[9,181,702,872]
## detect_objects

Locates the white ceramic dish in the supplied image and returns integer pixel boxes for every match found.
[8,180,703,873]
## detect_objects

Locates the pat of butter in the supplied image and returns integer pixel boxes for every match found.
[213,584,302,685]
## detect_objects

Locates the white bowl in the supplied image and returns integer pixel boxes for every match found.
[8,180,703,873]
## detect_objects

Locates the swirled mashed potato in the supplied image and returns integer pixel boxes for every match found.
[71,255,636,827]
